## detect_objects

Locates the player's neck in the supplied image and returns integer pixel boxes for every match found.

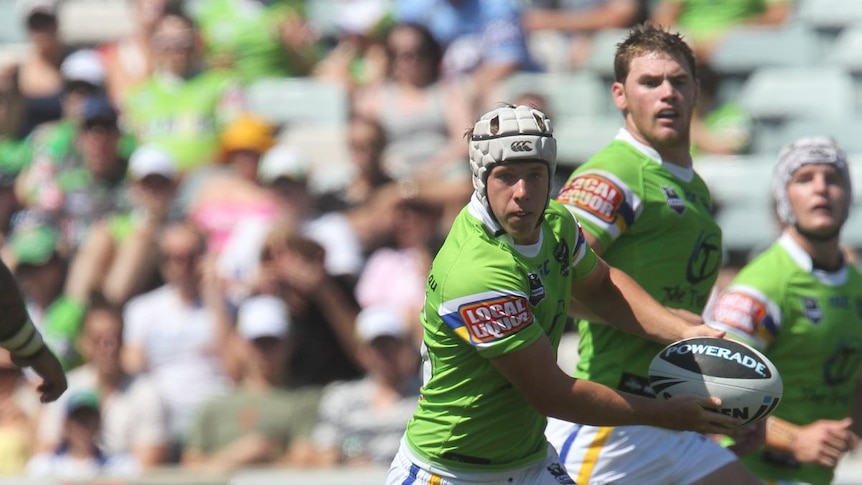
[655,145,693,169]
[788,228,843,271]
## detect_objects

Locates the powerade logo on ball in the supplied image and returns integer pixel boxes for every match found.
[661,340,771,379]
[459,296,533,343]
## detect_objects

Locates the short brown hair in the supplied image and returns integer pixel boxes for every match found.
[614,23,697,84]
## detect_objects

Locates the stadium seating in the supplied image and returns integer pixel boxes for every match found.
[737,66,856,122]
[797,0,862,31]
[553,115,622,167]
[696,153,862,251]
[583,28,630,79]
[498,71,611,118]
[709,24,821,76]
[751,118,862,156]
[696,154,778,252]
[246,77,349,127]
[0,0,26,45]
[60,1,133,46]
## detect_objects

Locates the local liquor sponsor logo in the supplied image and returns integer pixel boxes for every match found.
[459,295,533,343]
[557,173,624,223]
[712,291,770,335]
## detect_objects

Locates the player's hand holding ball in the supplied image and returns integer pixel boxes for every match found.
[649,337,783,427]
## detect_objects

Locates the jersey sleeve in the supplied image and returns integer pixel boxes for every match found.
[556,168,643,249]
[707,284,782,351]
[432,248,545,360]
[570,217,599,280]
[437,288,543,359]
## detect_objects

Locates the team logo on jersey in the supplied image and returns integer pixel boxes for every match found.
[801,297,823,325]
[557,174,624,223]
[528,273,546,305]
[661,186,686,215]
[459,295,533,343]
[553,240,570,276]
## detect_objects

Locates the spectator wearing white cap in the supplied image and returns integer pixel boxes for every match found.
[181,295,322,470]
[310,305,420,466]
[64,145,180,307]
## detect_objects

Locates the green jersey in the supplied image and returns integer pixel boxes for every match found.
[667,0,791,43]
[556,130,722,395]
[709,233,862,485]
[404,197,599,471]
[122,70,241,172]
[193,0,314,83]
[28,120,137,168]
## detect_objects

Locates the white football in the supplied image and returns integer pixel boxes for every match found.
[648,337,783,425]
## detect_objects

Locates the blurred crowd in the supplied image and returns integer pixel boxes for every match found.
[0,0,797,479]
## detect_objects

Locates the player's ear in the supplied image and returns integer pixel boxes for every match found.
[611,82,627,112]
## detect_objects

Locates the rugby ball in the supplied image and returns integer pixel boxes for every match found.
[648,337,783,425]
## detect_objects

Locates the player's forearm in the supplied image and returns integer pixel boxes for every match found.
[579,266,690,344]
[765,416,799,454]
[0,259,45,358]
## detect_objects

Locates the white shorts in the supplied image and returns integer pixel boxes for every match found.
[386,439,577,485]
[544,418,738,485]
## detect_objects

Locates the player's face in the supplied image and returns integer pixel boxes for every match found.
[487,161,549,244]
[787,164,849,237]
[613,52,697,151]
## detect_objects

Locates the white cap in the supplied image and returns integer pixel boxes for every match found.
[356,306,406,343]
[335,0,388,34]
[61,50,105,86]
[129,145,177,180]
[237,295,290,340]
[258,145,310,183]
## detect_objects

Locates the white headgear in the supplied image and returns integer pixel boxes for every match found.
[469,105,557,214]
[772,136,852,226]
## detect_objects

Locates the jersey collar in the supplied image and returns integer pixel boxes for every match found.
[778,231,848,285]
[468,193,503,235]
[615,128,694,183]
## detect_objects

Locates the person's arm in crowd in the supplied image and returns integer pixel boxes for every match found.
[64,222,114,304]
[277,11,321,77]
[100,218,162,307]
[199,253,244,383]
[745,1,791,26]
[650,1,683,30]
[278,246,361,364]
[183,433,280,471]
[120,301,148,375]
[524,0,639,32]
[0,259,66,401]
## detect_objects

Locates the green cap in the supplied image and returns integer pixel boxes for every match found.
[66,390,100,415]
[9,224,60,265]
